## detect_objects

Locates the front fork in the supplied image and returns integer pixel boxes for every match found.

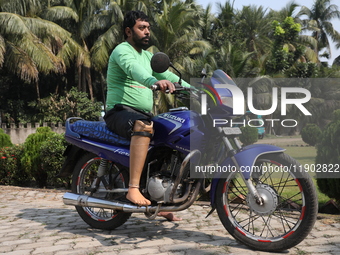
[219,128,264,205]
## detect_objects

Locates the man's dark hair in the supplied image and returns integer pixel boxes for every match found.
[123,10,149,39]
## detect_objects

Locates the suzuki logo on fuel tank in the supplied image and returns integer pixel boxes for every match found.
[201,84,312,116]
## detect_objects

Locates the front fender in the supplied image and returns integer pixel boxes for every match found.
[210,144,285,205]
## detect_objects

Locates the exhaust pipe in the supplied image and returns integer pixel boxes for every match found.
[63,181,201,213]
[63,192,152,213]
[170,149,201,202]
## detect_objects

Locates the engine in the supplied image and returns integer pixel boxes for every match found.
[145,150,185,203]
[147,175,184,203]
[147,175,173,202]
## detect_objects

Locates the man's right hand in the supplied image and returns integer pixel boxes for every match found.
[154,80,175,93]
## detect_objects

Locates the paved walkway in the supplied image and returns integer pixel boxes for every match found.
[0,186,339,255]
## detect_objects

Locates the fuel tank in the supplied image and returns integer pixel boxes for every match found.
[151,109,206,154]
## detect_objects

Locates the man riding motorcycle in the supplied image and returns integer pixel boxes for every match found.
[104,10,190,219]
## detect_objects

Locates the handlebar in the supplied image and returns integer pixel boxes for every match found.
[151,83,192,93]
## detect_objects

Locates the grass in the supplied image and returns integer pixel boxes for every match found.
[260,136,332,207]
[283,146,316,167]
[283,146,332,205]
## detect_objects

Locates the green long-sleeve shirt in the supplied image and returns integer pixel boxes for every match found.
[106,42,190,112]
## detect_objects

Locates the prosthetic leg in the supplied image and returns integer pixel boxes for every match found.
[126,120,153,206]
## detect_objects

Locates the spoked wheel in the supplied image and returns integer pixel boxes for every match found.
[215,152,318,252]
[72,153,131,230]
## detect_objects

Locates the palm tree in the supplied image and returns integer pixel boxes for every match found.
[145,0,211,113]
[39,0,104,100]
[150,0,210,79]
[217,42,253,78]
[216,0,236,29]
[200,3,218,42]
[235,5,272,55]
[213,0,239,49]
[41,0,159,101]
[231,5,273,77]
[0,10,79,99]
[298,0,340,60]
[267,1,300,22]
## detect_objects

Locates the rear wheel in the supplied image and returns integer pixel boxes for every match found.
[72,153,131,230]
[215,152,318,251]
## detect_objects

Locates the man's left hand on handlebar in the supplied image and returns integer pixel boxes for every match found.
[154,80,175,93]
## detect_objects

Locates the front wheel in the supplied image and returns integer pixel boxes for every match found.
[215,152,318,252]
[72,153,131,230]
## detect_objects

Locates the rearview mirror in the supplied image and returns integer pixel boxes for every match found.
[151,52,171,73]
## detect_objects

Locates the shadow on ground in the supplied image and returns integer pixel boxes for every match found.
[14,207,272,253]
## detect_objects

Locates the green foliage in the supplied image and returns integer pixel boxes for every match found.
[21,126,55,187]
[266,17,317,77]
[333,109,340,120]
[40,132,69,188]
[1,0,339,127]
[284,62,318,78]
[301,123,322,146]
[0,128,13,147]
[0,145,28,186]
[316,110,340,202]
[272,17,301,40]
[29,87,102,122]
[239,126,258,146]
[298,0,340,59]
[1,128,68,188]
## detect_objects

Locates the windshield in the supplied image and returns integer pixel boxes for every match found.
[211,70,237,87]
[210,70,237,108]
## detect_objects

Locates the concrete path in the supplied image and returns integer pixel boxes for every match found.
[0,186,339,255]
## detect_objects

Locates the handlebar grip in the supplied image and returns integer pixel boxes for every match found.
[151,83,191,93]
[151,83,172,93]
[151,84,161,91]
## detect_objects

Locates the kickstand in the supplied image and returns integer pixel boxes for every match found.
[144,203,162,220]
[205,206,216,218]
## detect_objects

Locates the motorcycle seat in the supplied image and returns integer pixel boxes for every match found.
[70,120,130,146]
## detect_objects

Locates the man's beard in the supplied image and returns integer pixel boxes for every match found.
[132,33,150,50]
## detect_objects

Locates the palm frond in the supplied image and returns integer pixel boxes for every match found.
[20,35,65,74]
[42,6,79,23]
[90,24,122,71]
[0,12,31,38]
[297,5,311,17]
[0,0,41,16]
[0,12,68,79]
[304,47,319,63]
[5,41,39,82]
[298,34,318,49]
[23,15,85,69]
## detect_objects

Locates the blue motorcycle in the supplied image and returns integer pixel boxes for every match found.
[60,53,317,252]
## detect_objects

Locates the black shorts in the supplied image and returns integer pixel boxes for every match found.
[104,104,153,139]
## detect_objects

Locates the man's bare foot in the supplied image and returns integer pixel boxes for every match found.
[157,212,182,221]
[126,187,151,206]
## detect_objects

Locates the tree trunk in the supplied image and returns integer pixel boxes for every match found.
[77,65,82,91]
[35,81,40,101]
[100,72,107,112]
[85,66,94,102]
[81,66,86,92]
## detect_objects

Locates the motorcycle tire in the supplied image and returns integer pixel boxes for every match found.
[71,153,132,230]
[215,152,318,252]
